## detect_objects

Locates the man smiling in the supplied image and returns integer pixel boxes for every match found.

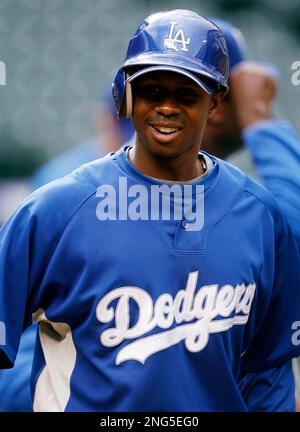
[127,71,221,180]
[0,9,300,412]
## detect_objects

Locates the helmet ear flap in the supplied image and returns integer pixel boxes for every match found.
[112,70,133,118]
[124,76,133,118]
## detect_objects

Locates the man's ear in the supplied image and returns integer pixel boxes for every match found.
[208,91,223,118]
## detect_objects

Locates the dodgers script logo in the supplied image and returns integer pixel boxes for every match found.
[96,272,256,365]
[164,22,191,52]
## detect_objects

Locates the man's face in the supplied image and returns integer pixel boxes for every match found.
[131,71,219,160]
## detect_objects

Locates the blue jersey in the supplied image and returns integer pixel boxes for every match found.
[0,138,99,412]
[0,325,36,412]
[1,146,300,412]
[242,119,300,404]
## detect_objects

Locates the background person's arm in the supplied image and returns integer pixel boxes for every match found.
[231,62,300,244]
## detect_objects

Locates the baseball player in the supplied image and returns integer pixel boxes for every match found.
[1,9,300,412]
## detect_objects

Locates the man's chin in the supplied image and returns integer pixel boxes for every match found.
[147,143,184,159]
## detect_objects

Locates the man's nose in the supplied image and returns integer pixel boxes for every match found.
[155,98,181,117]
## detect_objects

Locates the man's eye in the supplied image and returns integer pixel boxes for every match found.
[176,89,198,103]
[138,85,163,100]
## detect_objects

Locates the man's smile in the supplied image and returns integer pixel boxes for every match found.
[148,121,184,143]
[149,124,183,143]
[152,126,180,134]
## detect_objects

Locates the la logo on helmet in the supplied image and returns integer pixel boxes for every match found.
[164,22,191,52]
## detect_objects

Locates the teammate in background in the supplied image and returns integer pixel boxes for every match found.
[0,10,300,412]
[201,18,247,162]
[202,19,300,410]
[0,93,134,412]
[229,64,300,243]
[203,18,300,245]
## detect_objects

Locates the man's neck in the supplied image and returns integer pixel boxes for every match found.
[127,146,205,182]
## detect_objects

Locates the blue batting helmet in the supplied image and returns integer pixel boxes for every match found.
[113,9,230,117]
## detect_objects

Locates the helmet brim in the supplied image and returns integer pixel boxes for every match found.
[127,65,217,95]
[124,51,227,93]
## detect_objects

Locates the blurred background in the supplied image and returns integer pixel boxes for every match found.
[0,0,300,220]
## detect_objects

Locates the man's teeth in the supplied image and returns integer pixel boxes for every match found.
[153,126,179,134]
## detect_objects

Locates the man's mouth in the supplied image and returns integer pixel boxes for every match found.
[148,122,184,144]
[151,125,181,134]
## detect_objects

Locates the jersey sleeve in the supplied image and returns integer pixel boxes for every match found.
[0,174,94,369]
[0,325,36,411]
[241,195,300,372]
[0,198,45,368]
[243,119,300,245]
[239,360,296,412]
